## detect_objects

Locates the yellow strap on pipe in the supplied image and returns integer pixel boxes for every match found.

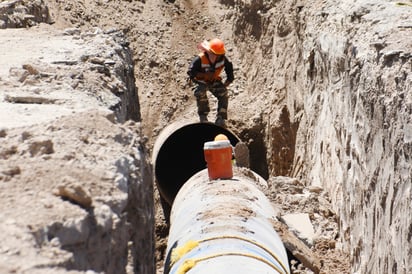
[171,240,199,265]
[177,252,285,274]
[170,235,290,274]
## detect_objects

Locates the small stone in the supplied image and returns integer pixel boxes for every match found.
[307,185,323,194]
[0,128,7,138]
[22,64,39,75]
[29,138,54,156]
[63,27,81,36]
[1,166,21,176]
[53,182,93,208]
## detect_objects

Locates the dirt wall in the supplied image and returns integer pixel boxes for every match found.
[0,2,154,272]
[226,0,412,273]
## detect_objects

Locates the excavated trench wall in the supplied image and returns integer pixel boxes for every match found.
[0,2,154,273]
[227,0,412,273]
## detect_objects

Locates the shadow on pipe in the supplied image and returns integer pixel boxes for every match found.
[152,121,240,208]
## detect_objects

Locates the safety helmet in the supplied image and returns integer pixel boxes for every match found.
[208,38,226,55]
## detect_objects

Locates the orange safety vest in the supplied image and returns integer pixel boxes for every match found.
[194,52,225,83]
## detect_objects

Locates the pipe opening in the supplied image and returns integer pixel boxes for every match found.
[153,122,240,206]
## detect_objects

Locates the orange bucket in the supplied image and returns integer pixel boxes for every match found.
[203,140,233,180]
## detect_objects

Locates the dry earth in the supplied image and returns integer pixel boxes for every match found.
[1,0,411,273]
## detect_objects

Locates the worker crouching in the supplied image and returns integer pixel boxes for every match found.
[187,38,234,127]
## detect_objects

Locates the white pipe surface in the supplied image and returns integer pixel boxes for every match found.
[164,168,290,274]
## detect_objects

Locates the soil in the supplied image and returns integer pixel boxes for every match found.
[0,0,354,273]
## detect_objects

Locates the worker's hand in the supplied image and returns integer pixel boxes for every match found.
[224,81,232,87]
[211,81,222,88]
[194,88,206,98]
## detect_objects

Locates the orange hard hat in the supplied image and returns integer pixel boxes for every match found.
[208,38,226,55]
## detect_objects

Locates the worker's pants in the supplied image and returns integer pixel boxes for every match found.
[194,81,228,119]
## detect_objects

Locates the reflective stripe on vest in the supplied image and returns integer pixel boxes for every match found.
[195,53,224,83]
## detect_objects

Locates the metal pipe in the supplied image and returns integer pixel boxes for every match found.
[152,120,240,206]
[163,169,290,274]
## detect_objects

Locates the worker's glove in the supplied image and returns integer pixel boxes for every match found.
[211,81,221,88]
[223,81,232,88]
[194,89,207,98]
[193,85,206,97]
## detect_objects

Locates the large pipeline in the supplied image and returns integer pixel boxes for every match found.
[153,121,290,273]
[152,120,240,206]
[163,169,290,274]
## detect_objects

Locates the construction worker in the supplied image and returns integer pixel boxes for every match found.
[187,38,234,127]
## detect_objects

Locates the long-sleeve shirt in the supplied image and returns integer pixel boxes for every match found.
[187,54,234,84]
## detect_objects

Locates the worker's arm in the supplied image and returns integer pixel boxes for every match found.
[187,56,202,80]
[223,57,234,87]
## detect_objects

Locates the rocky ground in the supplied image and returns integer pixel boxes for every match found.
[1,0,410,273]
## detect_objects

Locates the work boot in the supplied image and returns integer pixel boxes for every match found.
[199,115,208,123]
[215,116,226,127]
